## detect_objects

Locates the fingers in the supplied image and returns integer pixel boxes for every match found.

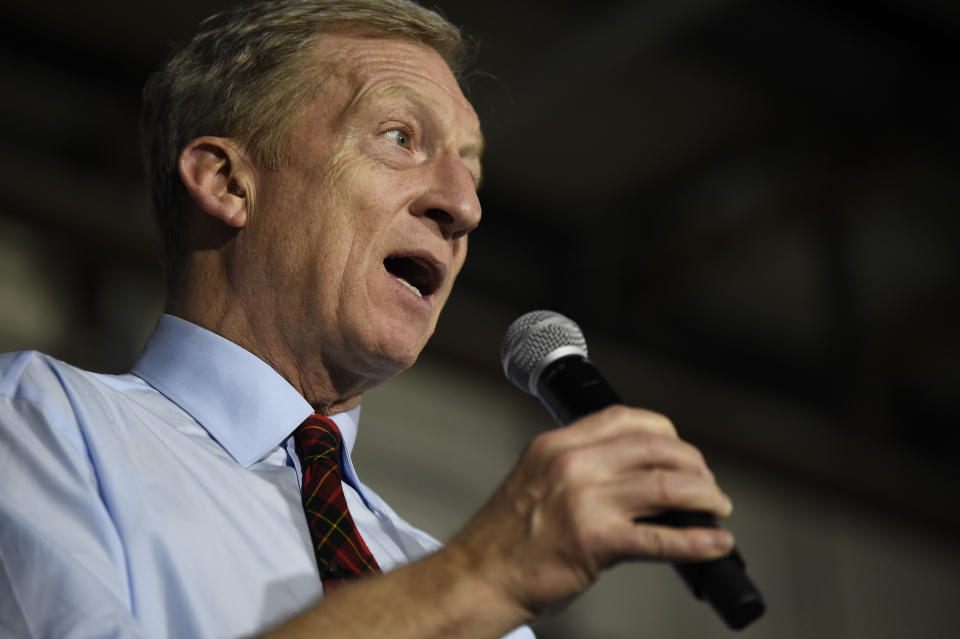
[572,468,733,567]
[530,406,735,562]
[581,432,713,480]
[608,469,733,521]
[525,405,714,488]
[616,522,735,562]
[451,403,736,623]
[525,406,676,464]
[564,404,679,442]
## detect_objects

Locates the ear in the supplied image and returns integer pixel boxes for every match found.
[178,137,252,228]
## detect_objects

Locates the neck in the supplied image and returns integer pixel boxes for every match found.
[167,283,367,416]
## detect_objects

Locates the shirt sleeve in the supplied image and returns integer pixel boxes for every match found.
[0,392,148,639]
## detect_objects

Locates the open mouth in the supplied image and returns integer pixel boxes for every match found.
[383,255,443,298]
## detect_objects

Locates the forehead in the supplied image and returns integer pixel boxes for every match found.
[307,31,483,144]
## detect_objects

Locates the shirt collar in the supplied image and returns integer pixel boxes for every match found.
[131,314,317,467]
[323,405,365,496]
[331,404,361,460]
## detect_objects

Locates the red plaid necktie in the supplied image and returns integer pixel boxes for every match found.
[294,414,381,590]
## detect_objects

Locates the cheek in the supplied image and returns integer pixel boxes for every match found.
[450,237,469,277]
[431,239,468,311]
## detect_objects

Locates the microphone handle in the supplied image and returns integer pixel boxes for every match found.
[535,355,765,630]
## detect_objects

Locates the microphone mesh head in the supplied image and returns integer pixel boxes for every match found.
[501,310,588,394]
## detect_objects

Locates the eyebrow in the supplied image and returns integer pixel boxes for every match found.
[460,135,485,190]
[460,135,485,162]
[345,82,485,187]
[374,84,485,183]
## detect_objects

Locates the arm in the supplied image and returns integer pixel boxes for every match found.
[265,405,734,637]
[0,396,148,639]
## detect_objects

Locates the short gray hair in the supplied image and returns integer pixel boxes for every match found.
[140,0,467,293]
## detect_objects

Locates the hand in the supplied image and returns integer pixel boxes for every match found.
[442,404,735,623]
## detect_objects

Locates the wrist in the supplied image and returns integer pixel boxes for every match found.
[427,541,533,635]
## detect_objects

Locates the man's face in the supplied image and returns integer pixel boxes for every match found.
[235,31,483,395]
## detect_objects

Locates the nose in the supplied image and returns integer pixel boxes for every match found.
[411,152,482,240]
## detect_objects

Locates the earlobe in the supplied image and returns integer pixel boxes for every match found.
[178,137,250,229]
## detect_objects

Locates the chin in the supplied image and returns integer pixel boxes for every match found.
[385,330,431,370]
[355,327,431,382]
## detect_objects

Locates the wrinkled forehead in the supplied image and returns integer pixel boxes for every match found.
[311,31,483,151]
[314,31,477,114]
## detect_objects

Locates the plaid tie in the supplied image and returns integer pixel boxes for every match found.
[294,414,381,590]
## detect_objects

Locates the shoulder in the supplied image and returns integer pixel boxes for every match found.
[0,351,89,451]
[1,349,152,402]
[0,349,73,406]
[0,350,150,455]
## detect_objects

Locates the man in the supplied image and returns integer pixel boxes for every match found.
[0,1,734,637]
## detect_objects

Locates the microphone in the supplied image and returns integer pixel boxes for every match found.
[501,310,765,630]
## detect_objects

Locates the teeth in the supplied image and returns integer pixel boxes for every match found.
[396,277,423,298]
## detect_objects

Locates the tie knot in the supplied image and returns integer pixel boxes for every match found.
[294,414,344,467]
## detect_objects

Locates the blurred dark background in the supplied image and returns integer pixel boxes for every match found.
[1,0,958,637]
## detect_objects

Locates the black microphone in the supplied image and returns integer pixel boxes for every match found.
[500,310,765,630]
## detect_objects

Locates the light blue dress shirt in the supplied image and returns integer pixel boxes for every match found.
[0,314,534,638]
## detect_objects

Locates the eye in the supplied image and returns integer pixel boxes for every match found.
[381,128,410,149]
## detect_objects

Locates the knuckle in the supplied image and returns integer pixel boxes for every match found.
[600,405,677,437]
[647,411,677,436]
[602,403,633,422]
[681,441,708,470]
[692,446,707,467]
[591,404,633,429]
[699,455,715,480]
[526,429,560,460]
[653,468,673,504]
[638,525,667,559]
[546,448,581,482]
[634,430,664,453]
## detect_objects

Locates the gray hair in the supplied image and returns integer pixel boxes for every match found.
[140,0,467,293]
